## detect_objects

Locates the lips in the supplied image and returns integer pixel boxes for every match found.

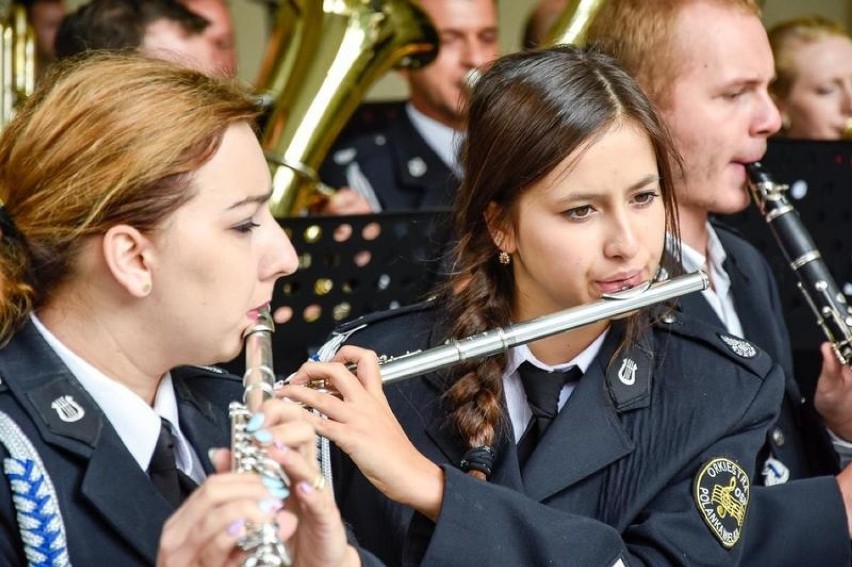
[596,271,647,294]
[246,303,271,322]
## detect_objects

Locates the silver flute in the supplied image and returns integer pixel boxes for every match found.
[229,308,292,567]
[746,162,852,365]
[323,271,709,386]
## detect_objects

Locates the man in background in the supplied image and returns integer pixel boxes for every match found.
[319,0,499,214]
[180,0,236,77]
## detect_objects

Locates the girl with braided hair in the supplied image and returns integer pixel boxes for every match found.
[284,44,784,566]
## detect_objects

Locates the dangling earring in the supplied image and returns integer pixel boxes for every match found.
[498,251,511,265]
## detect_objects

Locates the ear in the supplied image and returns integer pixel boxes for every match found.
[101,225,154,298]
[484,201,516,254]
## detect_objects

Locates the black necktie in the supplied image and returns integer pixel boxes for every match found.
[516,361,582,467]
[148,418,196,508]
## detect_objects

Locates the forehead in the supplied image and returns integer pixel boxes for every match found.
[420,0,497,29]
[670,2,773,85]
[790,36,852,72]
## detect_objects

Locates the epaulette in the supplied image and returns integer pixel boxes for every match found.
[656,309,774,379]
[333,298,437,334]
[314,299,438,362]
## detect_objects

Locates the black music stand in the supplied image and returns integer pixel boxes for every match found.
[221,209,452,377]
[721,138,852,396]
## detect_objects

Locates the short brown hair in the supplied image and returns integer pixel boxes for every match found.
[588,0,761,105]
[0,52,259,340]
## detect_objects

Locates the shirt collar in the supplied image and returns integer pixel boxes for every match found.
[506,330,607,377]
[30,314,198,477]
[675,222,728,275]
[405,102,464,178]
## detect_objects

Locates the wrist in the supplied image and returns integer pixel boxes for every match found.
[403,457,444,521]
[343,544,361,567]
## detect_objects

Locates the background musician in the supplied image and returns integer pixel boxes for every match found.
[282,45,784,566]
[318,0,499,215]
[589,0,852,564]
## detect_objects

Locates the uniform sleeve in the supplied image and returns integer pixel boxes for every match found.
[408,364,784,567]
[744,478,850,567]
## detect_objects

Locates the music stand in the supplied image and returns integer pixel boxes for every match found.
[721,138,852,395]
[221,209,452,376]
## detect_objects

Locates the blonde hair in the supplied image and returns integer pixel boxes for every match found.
[769,16,851,99]
[0,51,260,341]
[588,0,761,106]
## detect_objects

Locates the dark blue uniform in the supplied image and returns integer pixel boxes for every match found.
[679,222,851,566]
[330,302,784,566]
[319,102,459,212]
[0,320,241,565]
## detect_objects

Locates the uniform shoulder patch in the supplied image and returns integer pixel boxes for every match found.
[693,457,750,549]
[717,334,758,359]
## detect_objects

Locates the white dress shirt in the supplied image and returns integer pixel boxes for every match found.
[502,331,607,443]
[405,103,464,179]
[31,314,206,483]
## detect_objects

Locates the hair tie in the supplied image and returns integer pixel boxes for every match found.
[459,445,495,477]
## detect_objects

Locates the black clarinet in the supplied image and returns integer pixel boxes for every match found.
[746,162,852,365]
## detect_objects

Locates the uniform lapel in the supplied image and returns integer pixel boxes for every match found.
[172,372,231,475]
[521,357,634,502]
[0,321,170,564]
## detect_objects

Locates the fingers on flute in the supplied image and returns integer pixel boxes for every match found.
[333,345,384,394]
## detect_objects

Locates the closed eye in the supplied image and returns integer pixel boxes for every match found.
[233,220,260,233]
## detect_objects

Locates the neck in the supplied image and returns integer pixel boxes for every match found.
[409,99,464,132]
[526,321,608,367]
[38,298,164,406]
[677,204,710,257]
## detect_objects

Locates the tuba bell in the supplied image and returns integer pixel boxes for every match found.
[543,0,607,46]
[257,0,438,217]
[0,0,35,131]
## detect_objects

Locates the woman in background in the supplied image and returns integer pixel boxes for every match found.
[769,15,852,140]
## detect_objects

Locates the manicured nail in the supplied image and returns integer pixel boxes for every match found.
[252,429,273,445]
[273,439,288,452]
[226,519,246,537]
[259,498,284,513]
[246,412,265,433]
[297,481,313,495]
[262,476,289,499]
[207,448,219,463]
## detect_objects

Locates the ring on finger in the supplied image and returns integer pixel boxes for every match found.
[311,474,326,491]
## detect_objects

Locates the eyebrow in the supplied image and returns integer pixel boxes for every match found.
[557,174,661,203]
[227,189,273,210]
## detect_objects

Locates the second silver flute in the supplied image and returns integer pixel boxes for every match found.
[363,270,709,385]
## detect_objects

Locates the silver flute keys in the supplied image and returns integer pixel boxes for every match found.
[230,307,292,567]
[746,162,852,365]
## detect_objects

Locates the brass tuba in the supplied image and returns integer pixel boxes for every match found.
[257,0,438,217]
[0,0,35,130]
[544,0,607,46]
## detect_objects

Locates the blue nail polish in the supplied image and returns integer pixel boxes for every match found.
[262,475,285,491]
[246,412,265,433]
[259,498,283,513]
[253,429,273,445]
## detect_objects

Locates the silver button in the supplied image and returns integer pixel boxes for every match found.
[661,313,676,324]
[771,428,786,447]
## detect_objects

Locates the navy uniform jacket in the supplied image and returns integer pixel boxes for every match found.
[319,102,459,212]
[679,222,850,566]
[0,320,243,565]
[331,302,784,566]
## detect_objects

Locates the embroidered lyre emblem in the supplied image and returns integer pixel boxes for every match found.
[618,358,637,386]
[50,395,85,423]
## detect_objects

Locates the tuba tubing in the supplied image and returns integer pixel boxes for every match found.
[746,162,852,365]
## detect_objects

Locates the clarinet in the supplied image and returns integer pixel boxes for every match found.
[746,162,852,365]
[229,307,292,566]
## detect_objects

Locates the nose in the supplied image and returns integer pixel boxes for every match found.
[260,219,298,283]
[461,36,494,70]
[753,90,782,138]
[603,210,640,260]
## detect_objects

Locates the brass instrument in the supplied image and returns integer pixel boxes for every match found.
[230,308,292,566]
[310,271,709,386]
[258,0,438,217]
[746,163,852,365]
[543,0,607,46]
[0,1,35,130]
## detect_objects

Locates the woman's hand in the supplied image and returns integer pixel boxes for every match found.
[280,346,444,520]
[814,341,852,440]
[157,399,359,567]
